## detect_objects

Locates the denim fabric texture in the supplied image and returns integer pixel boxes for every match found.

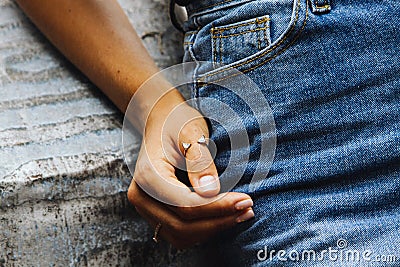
[182,0,400,266]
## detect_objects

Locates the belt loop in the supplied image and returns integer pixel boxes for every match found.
[169,0,185,33]
[309,0,331,14]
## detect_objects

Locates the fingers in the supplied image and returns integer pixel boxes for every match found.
[179,120,220,198]
[139,206,253,249]
[133,148,220,207]
[129,161,253,214]
[128,180,255,249]
[184,140,220,197]
[169,191,254,220]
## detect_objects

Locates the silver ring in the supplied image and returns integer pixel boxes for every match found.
[182,142,191,157]
[152,222,162,243]
[182,135,207,157]
[197,135,207,145]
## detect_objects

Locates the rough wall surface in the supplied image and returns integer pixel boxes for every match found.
[0,0,200,266]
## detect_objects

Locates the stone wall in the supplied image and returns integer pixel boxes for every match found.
[0,0,199,265]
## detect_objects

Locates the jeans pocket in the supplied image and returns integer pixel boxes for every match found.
[197,0,308,83]
[211,15,271,66]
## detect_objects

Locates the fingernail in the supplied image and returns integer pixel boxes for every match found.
[198,175,218,192]
[235,199,253,210]
[236,209,255,223]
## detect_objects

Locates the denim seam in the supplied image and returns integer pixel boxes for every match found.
[263,19,268,46]
[183,30,199,45]
[186,31,201,109]
[212,16,270,32]
[211,27,269,38]
[211,15,270,64]
[199,0,303,81]
[184,30,199,35]
[211,24,217,65]
[219,35,223,64]
[199,0,308,85]
[215,2,308,83]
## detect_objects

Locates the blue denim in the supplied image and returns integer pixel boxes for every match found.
[181,0,400,266]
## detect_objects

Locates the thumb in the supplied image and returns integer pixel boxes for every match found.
[182,134,220,198]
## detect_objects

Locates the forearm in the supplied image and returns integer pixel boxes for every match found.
[15,0,185,130]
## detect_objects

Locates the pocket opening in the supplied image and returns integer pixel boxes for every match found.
[211,15,271,65]
[199,0,308,84]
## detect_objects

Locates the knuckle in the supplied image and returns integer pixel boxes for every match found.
[216,203,227,217]
[126,181,147,208]
[218,197,236,215]
[179,124,192,139]
[169,219,186,235]
[175,206,196,220]
[135,160,153,179]
[127,184,139,206]
[133,162,155,188]
[188,155,212,173]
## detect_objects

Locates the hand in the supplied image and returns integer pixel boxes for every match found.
[127,91,255,248]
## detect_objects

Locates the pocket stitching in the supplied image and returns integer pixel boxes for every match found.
[212,16,270,32]
[201,0,305,81]
[211,15,270,64]
[212,27,269,39]
[218,15,307,83]
[212,25,217,64]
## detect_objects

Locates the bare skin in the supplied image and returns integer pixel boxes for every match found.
[16,0,255,248]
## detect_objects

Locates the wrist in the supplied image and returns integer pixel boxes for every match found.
[125,73,187,132]
[146,90,191,130]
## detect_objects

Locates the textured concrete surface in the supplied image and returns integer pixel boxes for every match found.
[0,0,200,266]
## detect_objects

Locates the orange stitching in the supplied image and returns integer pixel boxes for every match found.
[212,16,270,32]
[200,0,309,85]
[212,27,270,38]
[256,24,261,50]
[200,0,301,80]
[184,30,198,46]
[314,0,329,10]
[214,27,270,38]
[315,4,330,9]
[184,30,199,36]
[263,19,268,45]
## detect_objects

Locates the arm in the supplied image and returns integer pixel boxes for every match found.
[16,0,254,248]
[16,0,182,130]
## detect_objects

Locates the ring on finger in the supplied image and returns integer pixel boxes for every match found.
[152,222,162,243]
[182,142,191,157]
[197,135,207,145]
[182,135,207,157]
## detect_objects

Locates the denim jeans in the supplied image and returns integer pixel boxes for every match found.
[181,0,400,266]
